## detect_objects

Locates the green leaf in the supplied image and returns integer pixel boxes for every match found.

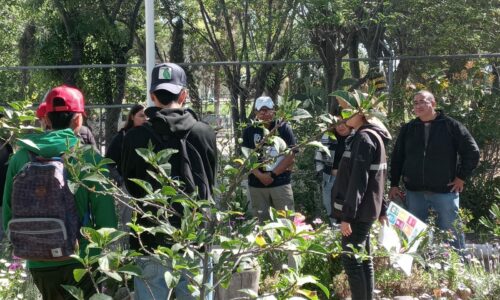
[81,227,101,244]
[238,289,259,298]
[61,285,84,300]
[82,173,107,184]
[102,269,122,282]
[291,108,312,121]
[73,268,88,283]
[331,90,356,108]
[164,270,179,288]
[307,243,328,254]
[262,222,288,231]
[161,186,177,196]
[98,256,110,271]
[306,141,330,156]
[296,289,319,300]
[341,109,356,119]
[313,281,330,298]
[319,114,334,124]
[89,294,113,300]
[296,275,317,286]
[241,146,251,158]
[128,178,153,194]
[117,264,142,276]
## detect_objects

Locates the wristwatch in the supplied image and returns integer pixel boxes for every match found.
[270,171,278,179]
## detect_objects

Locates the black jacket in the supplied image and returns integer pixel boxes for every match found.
[390,112,479,193]
[105,129,126,173]
[121,107,217,251]
[331,124,390,223]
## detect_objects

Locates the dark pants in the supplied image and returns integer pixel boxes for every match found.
[30,263,95,300]
[341,221,374,300]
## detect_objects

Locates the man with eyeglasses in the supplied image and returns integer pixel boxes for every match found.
[242,96,297,222]
[389,90,479,250]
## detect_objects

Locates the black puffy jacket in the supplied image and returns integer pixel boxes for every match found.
[390,112,479,193]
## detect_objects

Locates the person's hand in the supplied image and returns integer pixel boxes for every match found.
[258,172,274,186]
[340,221,352,237]
[448,177,465,193]
[389,186,404,200]
[379,215,389,226]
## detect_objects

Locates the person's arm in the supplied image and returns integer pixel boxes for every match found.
[121,128,149,198]
[389,124,407,199]
[80,150,118,229]
[105,132,123,168]
[454,121,480,181]
[447,120,480,193]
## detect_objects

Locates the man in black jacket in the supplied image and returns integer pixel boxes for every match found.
[389,90,479,250]
[121,63,217,300]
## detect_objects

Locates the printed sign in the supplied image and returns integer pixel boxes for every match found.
[387,202,427,243]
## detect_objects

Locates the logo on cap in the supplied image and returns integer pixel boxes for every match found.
[159,67,172,80]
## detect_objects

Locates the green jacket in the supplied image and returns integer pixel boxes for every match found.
[2,129,117,269]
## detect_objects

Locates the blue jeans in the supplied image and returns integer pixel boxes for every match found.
[134,256,213,300]
[321,173,335,216]
[406,190,464,249]
[341,221,374,300]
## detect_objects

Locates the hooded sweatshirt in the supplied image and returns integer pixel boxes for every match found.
[121,107,217,251]
[331,124,390,223]
[2,128,117,269]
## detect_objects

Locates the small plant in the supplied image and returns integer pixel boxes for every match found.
[479,190,500,238]
[0,243,40,299]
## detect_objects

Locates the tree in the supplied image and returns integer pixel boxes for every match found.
[298,0,363,114]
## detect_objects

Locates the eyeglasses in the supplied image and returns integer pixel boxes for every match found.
[257,108,274,114]
[413,100,431,106]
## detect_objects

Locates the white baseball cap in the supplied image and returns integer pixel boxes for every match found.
[255,96,274,110]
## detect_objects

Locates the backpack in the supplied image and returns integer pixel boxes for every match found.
[8,152,82,261]
[143,124,212,201]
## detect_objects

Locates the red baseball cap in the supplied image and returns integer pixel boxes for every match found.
[36,102,47,119]
[45,85,86,115]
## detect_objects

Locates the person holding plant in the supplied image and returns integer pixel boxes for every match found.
[389,90,479,250]
[242,96,297,222]
[330,90,391,300]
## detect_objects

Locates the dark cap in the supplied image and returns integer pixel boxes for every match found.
[150,63,187,94]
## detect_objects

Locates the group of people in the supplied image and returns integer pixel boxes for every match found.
[311,91,479,299]
[0,60,480,300]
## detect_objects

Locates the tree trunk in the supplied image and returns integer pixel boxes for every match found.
[18,22,36,99]
[349,34,361,79]
[228,82,241,153]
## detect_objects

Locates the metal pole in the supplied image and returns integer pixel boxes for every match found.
[145,0,155,107]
